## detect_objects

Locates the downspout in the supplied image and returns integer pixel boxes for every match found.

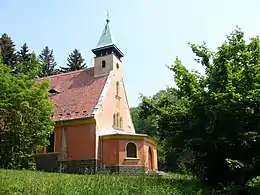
[100,135,103,169]
[61,126,67,159]
[59,123,67,161]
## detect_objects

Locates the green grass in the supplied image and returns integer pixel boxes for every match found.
[0,169,202,195]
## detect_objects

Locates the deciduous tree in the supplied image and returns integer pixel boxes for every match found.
[139,27,260,193]
[131,88,181,170]
[0,60,54,169]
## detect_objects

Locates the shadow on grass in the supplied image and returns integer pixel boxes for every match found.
[151,176,200,193]
[122,174,201,194]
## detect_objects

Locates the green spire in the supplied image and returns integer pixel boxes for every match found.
[96,17,114,48]
[92,14,124,58]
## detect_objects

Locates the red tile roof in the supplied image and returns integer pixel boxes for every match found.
[38,68,108,121]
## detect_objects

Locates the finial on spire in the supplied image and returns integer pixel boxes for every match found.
[106,10,110,23]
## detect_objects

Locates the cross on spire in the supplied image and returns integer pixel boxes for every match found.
[106,11,110,23]
[92,12,124,59]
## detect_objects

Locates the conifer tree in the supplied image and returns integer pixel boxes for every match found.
[38,46,57,77]
[15,43,40,77]
[17,43,31,63]
[0,33,17,70]
[61,49,86,72]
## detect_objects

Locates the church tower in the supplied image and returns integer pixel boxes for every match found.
[92,16,135,133]
[92,17,124,77]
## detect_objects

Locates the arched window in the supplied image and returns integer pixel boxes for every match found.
[120,117,123,128]
[113,113,116,127]
[116,81,119,96]
[116,112,120,128]
[101,60,106,68]
[126,142,137,158]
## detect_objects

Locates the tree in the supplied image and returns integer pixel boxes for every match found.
[131,88,181,170]
[17,43,31,63]
[0,60,54,169]
[15,43,39,77]
[139,27,260,193]
[0,33,17,70]
[38,46,57,77]
[16,53,42,79]
[132,88,178,137]
[61,49,86,72]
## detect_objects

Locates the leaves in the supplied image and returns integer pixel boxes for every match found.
[0,61,54,169]
[137,27,260,192]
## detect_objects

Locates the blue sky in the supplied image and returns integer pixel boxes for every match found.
[1,0,260,106]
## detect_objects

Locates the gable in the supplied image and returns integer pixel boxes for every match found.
[93,68,135,133]
[38,68,108,121]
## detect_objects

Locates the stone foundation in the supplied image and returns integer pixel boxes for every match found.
[59,159,99,174]
[118,166,146,176]
[35,154,145,175]
[35,152,59,172]
[100,165,146,175]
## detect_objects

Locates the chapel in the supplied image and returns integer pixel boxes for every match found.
[36,17,158,174]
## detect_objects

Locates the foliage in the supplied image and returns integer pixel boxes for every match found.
[0,33,17,70]
[38,46,57,77]
[130,106,158,137]
[0,169,202,195]
[15,53,42,79]
[61,49,86,72]
[131,88,183,171]
[17,43,31,64]
[16,44,40,78]
[246,176,260,194]
[0,62,54,169]
[139,27,260,193]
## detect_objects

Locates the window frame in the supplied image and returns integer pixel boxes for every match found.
[125,142,138,158]
[116,81,120,96]
[119,116,123,128]
[116,112,120,128]
[101,60,106,68]
[113,113,116,127]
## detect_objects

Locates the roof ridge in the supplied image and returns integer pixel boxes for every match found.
[38,67,94,80]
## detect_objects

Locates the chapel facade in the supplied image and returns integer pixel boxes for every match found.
[36,18,158,175]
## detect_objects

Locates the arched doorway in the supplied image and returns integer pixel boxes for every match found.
[148,147,153,171]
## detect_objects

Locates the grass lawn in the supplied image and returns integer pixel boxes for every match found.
[0,169,202,195]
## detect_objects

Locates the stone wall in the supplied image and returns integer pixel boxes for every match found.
[59,159,99,174]
[35,153,59,172]
[101,165,146,175]
[35,154,145,175]
[118,166,146,176]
